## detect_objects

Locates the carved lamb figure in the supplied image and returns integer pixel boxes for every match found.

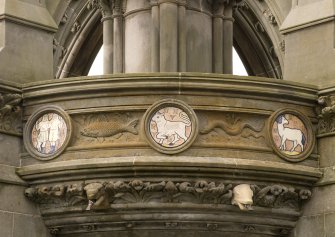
[231,184,254,211]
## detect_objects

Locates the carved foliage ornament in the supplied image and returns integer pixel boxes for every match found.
[268,109,314,162]
[143,99,198,154]
[23,106,72,160]
[25,180,311,212]
[317,95,335,135]
[0,93,22,135]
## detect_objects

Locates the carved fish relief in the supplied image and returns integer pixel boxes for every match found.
[80,118,139,142]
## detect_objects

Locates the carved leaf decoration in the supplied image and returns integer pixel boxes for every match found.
[24,181,311,212]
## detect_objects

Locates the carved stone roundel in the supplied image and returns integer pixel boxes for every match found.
[144,99,198,154]
[149,107,192,148]
[269,109,314,162]
[24,106,72,160]
[31,113,67,155]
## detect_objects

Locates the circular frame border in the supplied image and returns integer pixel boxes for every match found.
[143,99,199,155]
[23,106,73,161]
[267,109,315,162]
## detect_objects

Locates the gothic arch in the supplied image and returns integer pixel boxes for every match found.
[51,0,287,79]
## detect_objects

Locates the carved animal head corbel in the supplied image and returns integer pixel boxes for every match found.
[231,184,254,211]
[84,183,109,210]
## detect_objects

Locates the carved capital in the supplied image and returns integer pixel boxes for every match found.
[98,0,113,19]
[149,0,158,6]
[212,0,226,15]
[113,0,127,15]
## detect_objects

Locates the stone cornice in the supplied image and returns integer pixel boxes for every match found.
[16,156,322,185]
[21,73,318,107]
[0,0,57,32]
[0,164,26,186]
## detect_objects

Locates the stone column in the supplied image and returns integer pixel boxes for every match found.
[223,0,234,74]
[159,0,178,72]
[99,0,114,74]
[178,0,187,72]
[150,0,160,72]
[113,0,124,73]
[212,1,225,73]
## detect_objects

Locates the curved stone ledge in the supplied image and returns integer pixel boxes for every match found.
[43,204,298,236]
[22,73,317,108]
[16,156,321,185]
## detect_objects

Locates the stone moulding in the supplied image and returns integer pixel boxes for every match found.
[16,156,322,185]
[21,74,317,106]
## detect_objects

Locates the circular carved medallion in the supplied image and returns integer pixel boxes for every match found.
[268,109,314,162]
[144,99,198,154]
[24,106,72,160]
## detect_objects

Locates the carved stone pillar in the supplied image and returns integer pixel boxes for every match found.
[178,0,187,72]
[223,0,234,74]
[159,0,178,72]
[150,0,160,72]
[113,0,125,73]
[99,0,114,74]
[212,0,225,73]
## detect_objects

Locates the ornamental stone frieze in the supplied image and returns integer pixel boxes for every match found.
[25,180,311,211]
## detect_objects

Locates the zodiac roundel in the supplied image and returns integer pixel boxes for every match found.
[24,106,72,160]
[268,109,314,162]
[144,99,198,154]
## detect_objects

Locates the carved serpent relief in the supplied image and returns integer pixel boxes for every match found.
[198,113,266,147]
[0,93,22,135]
[74,112,140,144]
[25,180,311,211]
[200,113,265,137]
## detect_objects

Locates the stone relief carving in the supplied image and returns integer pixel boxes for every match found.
[199,113,266,146]
[71,21,81,33]
[317,95,335,134]
[234,0,249,11]
[279,40,285,53]
[231,184,253,211]
[253,185,311,209]
[77,112,139,143]
[0,93,22,135]
[263,9,277,25]
[254,21,265,33]
[60,12,68,24]
[87,0,100,10]
[24,180,311,211]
